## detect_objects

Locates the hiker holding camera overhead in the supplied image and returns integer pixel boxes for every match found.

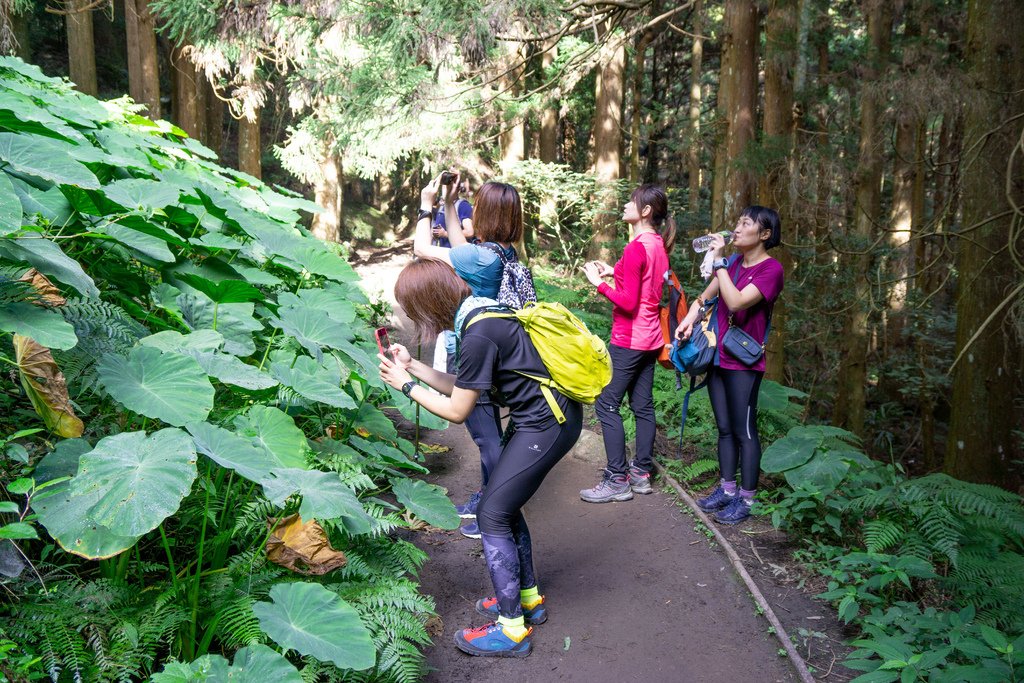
[413,173,528,539]
[675,206,784,525]
[579,185,676,504]
[431,178,475,248]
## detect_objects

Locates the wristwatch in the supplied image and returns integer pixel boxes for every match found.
[416,209,432,222]
[712,257,730,272]
[401,380,417,398]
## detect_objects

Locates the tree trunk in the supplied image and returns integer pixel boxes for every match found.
[588,29,626,261]
[124,0,160,119]
[312,149,342,243]
[712,0,758,230]
[10,9,31,62]
[539,44,559,163]
[629,28,654,184]
[687,0,704,216]
[204,80,224,156]
[238,109,262,179]
[65,0,97,96]
[498,39,528,260]
[833,0,892,435]
[944,0,1024,483]
[760,0,798,383]
[170,44,206,140]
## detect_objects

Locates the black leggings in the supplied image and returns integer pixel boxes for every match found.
[595,344,661,476]
[707,367,764,491]
[476,401,583,619]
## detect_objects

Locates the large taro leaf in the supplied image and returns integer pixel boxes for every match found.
[387,385,450,430]
[33,439,138,559]
[0,132,100,189]
[94,222,175,263]
[8,175,73,225]
[261,468,373,533]
[0,234,99,298]
[760,433,820,473]
[0,170,21,235]
[277,285,357,323]
[270,354,355,409]
[351,403,397,441]
[102,178,181,214]
[151,644,303,683]
[233,405,307,469]
[176,274,264,304]
[252,582,375,670]
[140,330,276,390]
[350,436,428,474]
[271,305,351,362]
[70,429,198,536]
[13,334,83,437]
[187,422,280,483]
[97,346,214,426]
[178,293,261,356]
[390,477,460,530]
[0,303,77,349]
[783,452,850,494]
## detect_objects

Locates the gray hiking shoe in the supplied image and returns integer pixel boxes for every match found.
[628,464,653,494]
[580,469,634,503]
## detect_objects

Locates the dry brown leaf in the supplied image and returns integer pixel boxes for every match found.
[13,334,84,438]
[266,514,347,575]
[18,269,66,306]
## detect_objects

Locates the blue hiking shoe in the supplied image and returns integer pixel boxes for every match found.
[696,485,735,513]
[456,490,482,519]
[714,495,752,525]
[454,622,532,658]
[459,520,481,539]
[475,596,548,625]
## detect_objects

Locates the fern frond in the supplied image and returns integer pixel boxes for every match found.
[678,458,719,483]
[862,518,904,553]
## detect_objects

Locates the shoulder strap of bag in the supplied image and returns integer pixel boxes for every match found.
[479,242,513,265]
[679,374,709,446]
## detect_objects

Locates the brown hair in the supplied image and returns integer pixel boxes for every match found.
[394,259,472,340]
[472,182,523,244]
[631,184,677,255]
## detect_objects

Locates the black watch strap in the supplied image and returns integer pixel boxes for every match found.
[401,380,417,398]
[416,209,432,222]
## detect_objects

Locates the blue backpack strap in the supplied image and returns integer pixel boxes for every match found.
[679,374,709,447]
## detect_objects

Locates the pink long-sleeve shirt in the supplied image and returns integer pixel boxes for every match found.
[597,231,669,351]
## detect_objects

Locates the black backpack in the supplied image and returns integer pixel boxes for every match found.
[479,243,538,309]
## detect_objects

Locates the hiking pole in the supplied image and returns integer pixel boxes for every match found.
[414,340,421,455]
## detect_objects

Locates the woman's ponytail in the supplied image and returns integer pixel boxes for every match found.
[660,215,677,256]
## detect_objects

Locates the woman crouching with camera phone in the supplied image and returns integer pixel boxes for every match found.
[675,206,784,525]
[378,259,582,658]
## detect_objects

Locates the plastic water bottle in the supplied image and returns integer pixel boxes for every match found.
[692,230,733,253]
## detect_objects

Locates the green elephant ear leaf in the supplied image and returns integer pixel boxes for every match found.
[0,234,99,298]
[97,346,214,426]
[178,293,261,356]
[350,436,428,474]
[0,303,77,349]
[176,273,264,304]
[760,434,819,473]
[150,645,303,683]
[187,421,279,483]
[0,170,22,235]
[252,582,375,670]
[271,305,351,362]
[232,405,307,469]
[391,477,460,530]
[33,438,140,559]
[784,452,850,493]
[352,403,398,441]
[0,131,100,189]
[270,354,355,409]
[70,429,198,536]
[262,467,373,533]
[102,178,181,213]
[94,221,175,263]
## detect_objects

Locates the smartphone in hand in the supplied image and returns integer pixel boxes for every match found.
[375,327,393,360]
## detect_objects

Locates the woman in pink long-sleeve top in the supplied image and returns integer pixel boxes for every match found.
[579,185,676,503]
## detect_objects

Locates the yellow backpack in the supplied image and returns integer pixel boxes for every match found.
[465,302,612,423]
